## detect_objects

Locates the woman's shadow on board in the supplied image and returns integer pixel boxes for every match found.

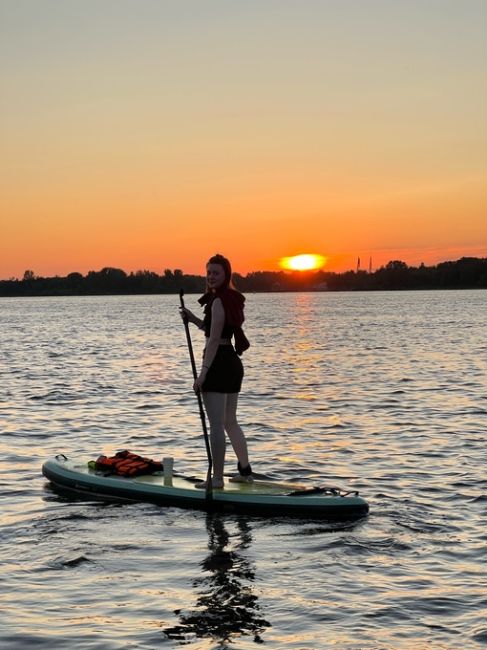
[163,513,270,646]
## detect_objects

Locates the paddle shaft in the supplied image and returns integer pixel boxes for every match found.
[179,289,213,499]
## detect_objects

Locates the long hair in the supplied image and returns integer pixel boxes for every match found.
[206,253,237,292]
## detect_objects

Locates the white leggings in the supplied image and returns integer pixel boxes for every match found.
[202,392,250,481]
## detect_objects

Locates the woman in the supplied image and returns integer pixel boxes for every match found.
[180,254,252,489]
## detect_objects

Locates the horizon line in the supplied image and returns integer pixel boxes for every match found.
[2,254,486,283]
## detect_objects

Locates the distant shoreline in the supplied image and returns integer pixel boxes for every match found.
[1,288,486,300]
[1,257,486,296]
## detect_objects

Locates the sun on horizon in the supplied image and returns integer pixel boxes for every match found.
[279,254,327,272]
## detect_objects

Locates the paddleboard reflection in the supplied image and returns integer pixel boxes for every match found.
[163,514,270,645]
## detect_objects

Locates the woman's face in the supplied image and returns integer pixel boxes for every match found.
[206,263,226,290]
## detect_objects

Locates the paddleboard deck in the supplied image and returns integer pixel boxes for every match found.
[42,454,369,520]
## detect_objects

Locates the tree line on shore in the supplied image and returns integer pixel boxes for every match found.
[1,257,486,297]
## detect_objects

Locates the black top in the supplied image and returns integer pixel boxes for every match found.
[198,288,250,355]
[202,303,235,339]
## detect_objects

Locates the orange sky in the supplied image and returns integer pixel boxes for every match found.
[1,1,486,279]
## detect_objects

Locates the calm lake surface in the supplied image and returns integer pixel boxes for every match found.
[1,291,486,650]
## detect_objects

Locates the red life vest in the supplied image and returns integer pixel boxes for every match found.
[94,450,163,477]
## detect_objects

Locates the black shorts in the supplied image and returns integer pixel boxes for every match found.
[202,345,244,393]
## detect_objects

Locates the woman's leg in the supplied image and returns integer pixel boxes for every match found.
[224,393,250,469]
[202,391,227,481]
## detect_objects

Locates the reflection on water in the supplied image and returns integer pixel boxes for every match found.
[164,514,270,646]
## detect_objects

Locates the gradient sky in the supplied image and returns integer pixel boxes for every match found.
[1,0,486,279]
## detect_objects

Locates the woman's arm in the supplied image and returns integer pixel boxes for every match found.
[179,307,204,330]
[194,298,224,391]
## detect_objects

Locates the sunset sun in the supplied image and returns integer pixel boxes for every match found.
[279,254,326,271]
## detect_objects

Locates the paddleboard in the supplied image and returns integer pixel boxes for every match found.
[42,454,369,520]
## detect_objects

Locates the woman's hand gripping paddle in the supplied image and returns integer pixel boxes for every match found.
[179,289,213,500]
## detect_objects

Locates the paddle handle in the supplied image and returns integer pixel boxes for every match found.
[179,291,199,381]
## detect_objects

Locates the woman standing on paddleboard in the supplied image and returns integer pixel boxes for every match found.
[180,254,253,489]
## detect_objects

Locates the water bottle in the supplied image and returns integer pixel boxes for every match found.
[163,457,174,486]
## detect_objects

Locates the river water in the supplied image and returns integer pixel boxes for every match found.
[0,291,485,649]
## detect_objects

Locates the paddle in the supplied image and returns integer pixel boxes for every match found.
[179,289,213,500]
